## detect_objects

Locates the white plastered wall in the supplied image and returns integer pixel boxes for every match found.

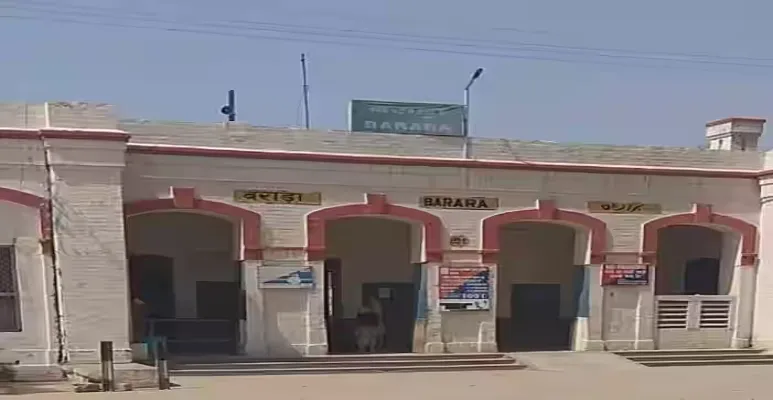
[0,204,54,367]
[122,151,760,355]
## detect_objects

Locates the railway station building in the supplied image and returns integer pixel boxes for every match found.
[0,101,772,375]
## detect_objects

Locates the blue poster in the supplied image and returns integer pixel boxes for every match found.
[439,266,490,311]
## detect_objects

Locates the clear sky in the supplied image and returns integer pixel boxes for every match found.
[2,0,773,147]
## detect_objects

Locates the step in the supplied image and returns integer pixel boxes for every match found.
[641,358,773,367]
[614,348,765,357]
[171,352,508,365]
[171,362,527,376]
[624,353,773,362]
[174,357,516,370]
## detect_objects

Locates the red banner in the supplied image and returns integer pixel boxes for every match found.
[601,264,649,286]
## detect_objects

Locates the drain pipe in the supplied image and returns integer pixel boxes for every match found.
[41,133,68,364]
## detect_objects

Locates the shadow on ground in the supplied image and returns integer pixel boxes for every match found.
[0,382,72,395]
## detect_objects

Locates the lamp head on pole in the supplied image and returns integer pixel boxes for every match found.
[466,68,484,90]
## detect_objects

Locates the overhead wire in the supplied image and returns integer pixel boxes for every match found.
[2,0,773,73]
[11,0,773,63]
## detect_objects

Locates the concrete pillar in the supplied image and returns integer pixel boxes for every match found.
[600,262,656,351]
[732,265,757,348]
[411,263,429,352]
[754,176,773,347]
[43,131,131,363]
[635,265,657,350]
[429,263,496,353]
[479,263,498,352]
[574,264,604,351]
[306,260,327,355]
[423,262,444,353]
[242,260,266,356]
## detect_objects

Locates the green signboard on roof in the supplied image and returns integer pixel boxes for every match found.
[348,99,465,137]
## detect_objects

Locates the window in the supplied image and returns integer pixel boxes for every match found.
[0,246,21,332]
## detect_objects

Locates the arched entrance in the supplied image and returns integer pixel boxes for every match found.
[643,204,757,348]
[125,187,262,356]
[643,204,757,295]
[307,194,442,354]
[482,200,607,352]
[653,226,731,296]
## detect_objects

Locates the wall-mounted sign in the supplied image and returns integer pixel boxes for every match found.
[234,190,322,205]
[439,266,490,311]
[601,264,649,286]
[587,201,662,214]
[421,196,499,210]
[259,261,314,289]
[349,100,465,136]
[449,235,470,248]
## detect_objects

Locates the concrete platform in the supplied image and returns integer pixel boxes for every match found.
[63,362,158,389]
[511,351,646,372]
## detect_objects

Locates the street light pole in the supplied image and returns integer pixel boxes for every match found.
[462,68,483,159]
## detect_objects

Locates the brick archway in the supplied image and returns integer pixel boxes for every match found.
[641,203,758,265]
[124,187,262,260]
[0,187,51,239]
[306,193,443,262]
[481,199,608,264]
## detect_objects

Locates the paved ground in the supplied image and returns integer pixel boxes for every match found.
[5,358,773,399]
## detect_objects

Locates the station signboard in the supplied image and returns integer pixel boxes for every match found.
[349,100,465,136]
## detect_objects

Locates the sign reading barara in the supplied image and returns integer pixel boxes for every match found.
[234,190,322,205]
[587,201,662,214]
[420,196,499,210]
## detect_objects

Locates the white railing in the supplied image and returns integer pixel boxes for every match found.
[699,299,733,329]
[656,295,734,330]
[656,298,689,329]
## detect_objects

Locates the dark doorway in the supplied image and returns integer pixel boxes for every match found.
[129,255,176,318]
[500,283,571,351]
[684,258,720,295]
[361,282,416,353]
[128,255,175,343]
[324,258,345,353]
[181,280,242,354]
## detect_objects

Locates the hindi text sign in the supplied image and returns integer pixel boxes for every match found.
[234,190,322,205]
[587,201,662,214]
[349,100,465,136]
[601,264,649,286]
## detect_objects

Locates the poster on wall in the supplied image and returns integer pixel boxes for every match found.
[601,264,649,286]
[259,261,315,289]
[439,266,490,311]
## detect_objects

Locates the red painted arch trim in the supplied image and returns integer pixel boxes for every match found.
[641,204,758,265]
[124,187,262,260]
[306,193,444,262]
[481,199,608,264]
[0,187,51,239]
